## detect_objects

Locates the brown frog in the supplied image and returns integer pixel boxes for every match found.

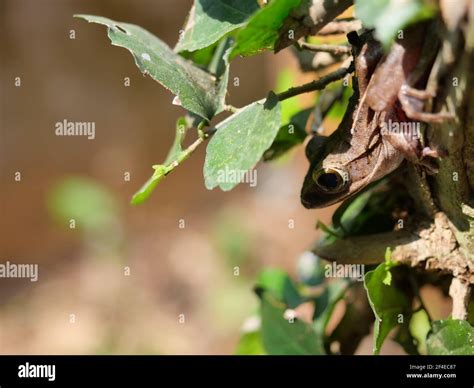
[301,24,448,209]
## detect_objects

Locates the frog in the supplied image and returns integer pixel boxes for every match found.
[301,23,449,209]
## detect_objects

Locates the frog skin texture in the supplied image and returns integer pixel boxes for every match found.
[301,24,446,209]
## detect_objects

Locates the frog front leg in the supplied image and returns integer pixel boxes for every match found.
[379,109,440,174]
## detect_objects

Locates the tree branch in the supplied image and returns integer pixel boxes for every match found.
[313,213,474,283]
[276,63,352,101]
[275,0,354,52]
[449,277,471,320]
[298,42,352,55]
[317,19,362,35]
[292,49,346,72]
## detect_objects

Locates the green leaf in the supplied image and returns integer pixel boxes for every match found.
[427,320,474,355]
[408,308,431,354]
[175,0,260,53]
[313,279,349,335]
[256,268,304,308]
[130,175,160,206]
[180,43,217,67]
[364,262,410,354]
[259,290,325,355]
[130,39,232,205]
[75,15,229,120]
[332,184,376,233]
[231,0,302,59]
[235,328,266,355]
[354,0,436,48]
[131,165,171,205]
[207,37,234,77]
[204,93,281,191]
[327,179,406,238]
[179,35,233,72]
[263,107,310,161]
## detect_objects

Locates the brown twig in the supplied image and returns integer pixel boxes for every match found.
[275,0,354,52]
[291,48,346,72]
[317,19,363,35]
[298,41,352,55]
[276,63,353,101]
[313,213,473,283]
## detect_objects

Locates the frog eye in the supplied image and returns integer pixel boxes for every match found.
[312,168,349,193]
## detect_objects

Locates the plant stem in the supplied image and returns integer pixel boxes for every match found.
[299,42,351,55]
[166,136,205,171]
[317,19,363,36]
[168,121,208,172]
[224,104,240,113]
[277,64,353,101]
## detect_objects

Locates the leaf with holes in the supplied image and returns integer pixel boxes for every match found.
[75,15,229,120]
[175,0,260,53]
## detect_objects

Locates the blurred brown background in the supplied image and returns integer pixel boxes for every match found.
[0,0,331,354]
[0,0,452,355]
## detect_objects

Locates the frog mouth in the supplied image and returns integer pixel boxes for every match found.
[301,186,350,209]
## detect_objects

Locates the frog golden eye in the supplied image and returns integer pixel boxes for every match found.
[312,168,349,193]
